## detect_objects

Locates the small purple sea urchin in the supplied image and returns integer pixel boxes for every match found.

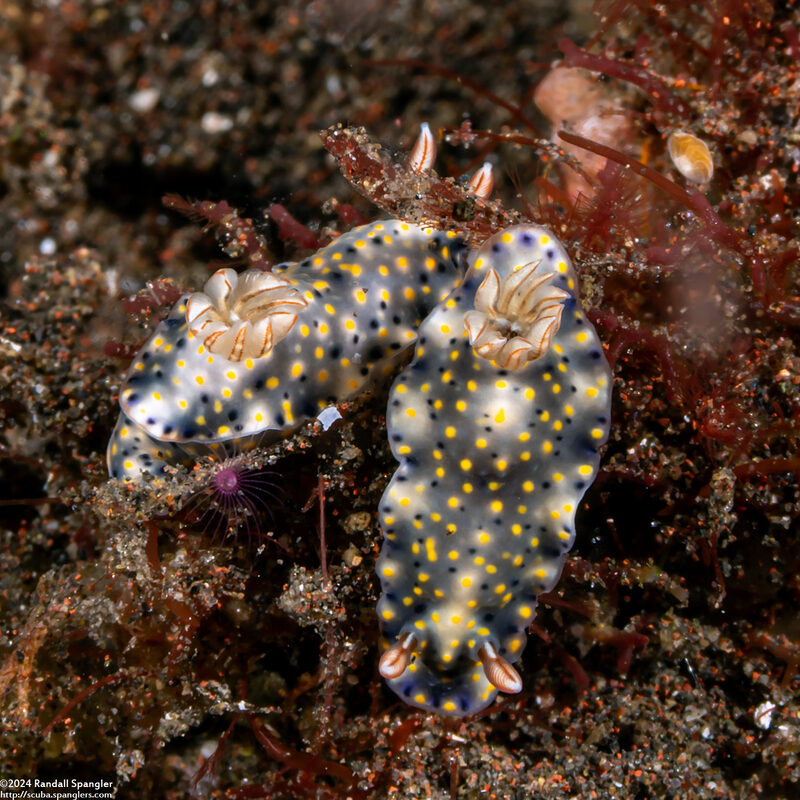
[181,455,283,545]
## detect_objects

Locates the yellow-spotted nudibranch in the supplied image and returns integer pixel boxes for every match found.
[377,225,612,716]
[107,221,468,480]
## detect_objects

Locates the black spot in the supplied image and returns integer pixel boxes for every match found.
[155,370,163,379]
[234,424,243,432]
[369,319,379,329]
[329,345,341,359]
[163,425,173,435]
[141,351,150,360]
[227,409,239,422]
[546,249,554,259]
[590,350,602,359]
[392,314,401,324]
[201,393,209,403]
[183,427,197,438]
[127,393,139,404]
[275,414,285,426]
[146,417,155,426]
[491,243,502,253]
[542,481,551,489]
[367,345,383,361]
[176,338,186,349]
[520,233,533,245]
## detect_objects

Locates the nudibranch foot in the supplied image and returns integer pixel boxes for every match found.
[377,224,612,716]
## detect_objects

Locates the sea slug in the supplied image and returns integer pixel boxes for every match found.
[108,221,468,481]
[376,225,612,716]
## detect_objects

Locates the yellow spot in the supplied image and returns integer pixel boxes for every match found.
[320,323,329,334]
[565,405,574,415]
[456,400,467,411]
[267,377,279,389]
[318,370,328,382]
[404,287,415,300]
[519,606,532,619]
[552,384,561,394]
[543,441,553,454]
[511,524,522,535]
[491,500,503,512]
[461,577,472,588]
[415,693,427,704]
[382,567,395,577]
[579,464,593,476]
[291,363,303,377]
[153,391,161,401]
[513,555,523,566]
[399,498,410,507]
[476,438,487,448]
[195,376,204,385]
[541,411,550,422]
[176,360,185,368]
[495,409,505,423]
[591,428,604,439]
[218,425,230,435]
[535,568,548,579]
[398,445,411,455]
[576,331,589,343]
[445,426,456,438]
[443,700,456,712]
[550,510,560,520]
[587,387,599,398]
[300,325,310,336]
[467,380,477,391]
[477,627,490,636]
[479,532,490,544]
[553,472,564,482]
[522,481,534,492]
[462,483,473,493]
[324,303,335,314]
[406,408,416,418]
[441,324,450,334]
[519,432,530,442]
[381,609,394,620]
[448,550,459,560]
[558,363,568,373]
[417,573,429,583]
[414,620,426,630]
[222,388,232,398]
[448,496,459,508]
[123,460,133,470]
[431,512,442,522]
[436,467,445,478]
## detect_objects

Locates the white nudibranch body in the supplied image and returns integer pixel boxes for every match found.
[377,225,612,716]
[108,221,467,481]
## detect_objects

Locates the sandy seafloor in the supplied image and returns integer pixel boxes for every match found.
[0,1,799,798]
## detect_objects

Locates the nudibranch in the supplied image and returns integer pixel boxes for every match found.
[376,225,612,716]
[107,221,468,481]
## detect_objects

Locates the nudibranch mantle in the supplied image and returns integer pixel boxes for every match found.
[377,225,612,716]
[108,221,468,481]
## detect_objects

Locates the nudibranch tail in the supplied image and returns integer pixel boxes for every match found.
[377,224,612,716]
[108,220,469,482]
